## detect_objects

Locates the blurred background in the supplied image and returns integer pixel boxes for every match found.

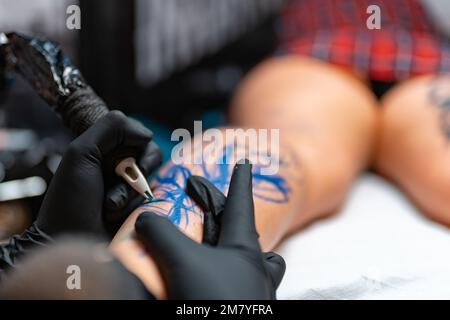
[0,0,449,241]
[0,0,286,240]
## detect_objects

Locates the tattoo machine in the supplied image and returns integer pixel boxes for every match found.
[0,32,153,200]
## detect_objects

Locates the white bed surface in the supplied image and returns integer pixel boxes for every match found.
[277,173,450,300]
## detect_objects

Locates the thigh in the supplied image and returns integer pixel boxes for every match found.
[231,56,379,220]
[375,74,450,224]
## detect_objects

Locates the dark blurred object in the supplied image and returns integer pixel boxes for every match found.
[0,34,6,87]
[0,237,150,299]
[0,126,64,218]
[0,33,10,105]
[0,35,69,222]
[79,0,285,130]
[1,32,65,224]
[0,1,91,229]
[133,0,286,87]
[2,32,109,135]
[3,32,86,107]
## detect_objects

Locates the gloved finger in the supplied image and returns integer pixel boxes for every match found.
[76,110,153,157]
[186,176,226,245]
[186,176,226,214]
[218,159,260,251]
[135,212,198,267]
[201,210,219,245]
[104,111,153,153]
[104,179,137,212]
[137,141,163,177]
[104,183,144,235]
[263,252,286,290]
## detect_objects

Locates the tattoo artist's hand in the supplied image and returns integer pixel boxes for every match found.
[134,160,285,299]
[37,110,162,237]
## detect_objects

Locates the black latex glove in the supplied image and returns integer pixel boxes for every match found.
[0,111,162,279]
[135,160,285,300]
[186,174,225,246]
[37,110,162,237]
[186,165,285,290]
[0,224,52,282]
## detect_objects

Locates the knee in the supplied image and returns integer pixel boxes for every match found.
[416,176,450,226]
[375,75,444,171]
[378,75,437,128]
[392,149,450,226]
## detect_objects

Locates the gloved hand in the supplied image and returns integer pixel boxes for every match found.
[186,164,286,292]
[0,111,162,278]
[135,160,285,300]
[37,110,162,237]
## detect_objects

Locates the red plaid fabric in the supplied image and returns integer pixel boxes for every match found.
[277,0,450,81]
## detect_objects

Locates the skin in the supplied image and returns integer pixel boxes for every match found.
[375,74,450,225]
[110,56,379,298]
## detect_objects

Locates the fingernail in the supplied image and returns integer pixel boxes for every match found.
[237,158,251,165]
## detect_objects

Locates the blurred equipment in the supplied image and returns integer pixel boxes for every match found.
[0,32,10,103]
[2,32,153,201]
[80,0,287,129]
[1,32,108,135]
[135,0,286,86]
[0,126,63,231]
[0,29,79,236]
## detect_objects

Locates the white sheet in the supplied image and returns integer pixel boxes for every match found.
[276,173,450,299]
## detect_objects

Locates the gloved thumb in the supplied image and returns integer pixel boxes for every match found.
[263,252,286,290]
[135,212,198,267]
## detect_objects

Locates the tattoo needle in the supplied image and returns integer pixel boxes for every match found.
[115,157,154,201]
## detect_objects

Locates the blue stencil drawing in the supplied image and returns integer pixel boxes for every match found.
[140,144,291,226]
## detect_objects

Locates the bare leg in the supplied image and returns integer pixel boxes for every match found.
[230,56,379,222]
[375,74,450,224]
[111,56,379,298]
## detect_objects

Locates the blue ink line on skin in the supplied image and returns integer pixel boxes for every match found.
[143,198,165,205]
[140,144,291,227]
[198,145,291,203]
[141,165,200,226]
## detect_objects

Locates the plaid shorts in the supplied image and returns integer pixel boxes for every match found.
[277,0,450,82]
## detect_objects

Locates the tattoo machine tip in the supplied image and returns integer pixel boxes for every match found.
[115,157,154,202]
